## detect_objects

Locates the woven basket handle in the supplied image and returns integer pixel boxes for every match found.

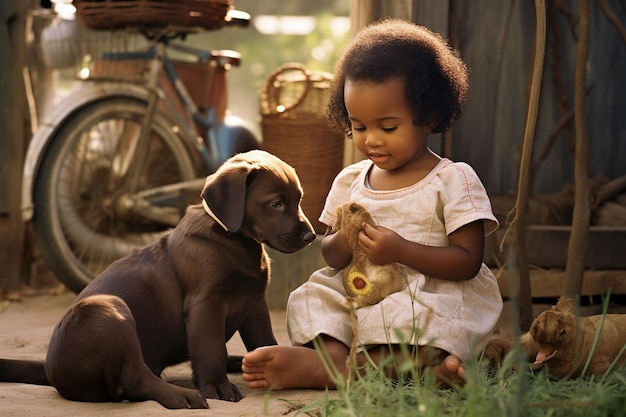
[261,63,311,115]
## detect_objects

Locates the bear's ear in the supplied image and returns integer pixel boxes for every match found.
[333,204,346,233]
[556,296,575,313]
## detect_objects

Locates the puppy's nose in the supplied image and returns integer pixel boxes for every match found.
[302,230,316,245]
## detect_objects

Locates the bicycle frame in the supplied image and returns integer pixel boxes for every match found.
[93,39,241,221]
[120,41,243,170]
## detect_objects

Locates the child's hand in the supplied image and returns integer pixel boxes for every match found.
[358,223,405,265]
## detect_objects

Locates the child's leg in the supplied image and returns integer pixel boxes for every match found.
[241,338,466,390]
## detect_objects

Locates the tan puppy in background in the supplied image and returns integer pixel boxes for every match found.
[332,202,406,308]
[486,296,626,379]
[521,296,626,378]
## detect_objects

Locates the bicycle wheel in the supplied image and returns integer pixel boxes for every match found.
[33,96,197,293]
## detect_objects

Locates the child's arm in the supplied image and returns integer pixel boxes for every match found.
[358,221,485,281]
[321,228,353,269]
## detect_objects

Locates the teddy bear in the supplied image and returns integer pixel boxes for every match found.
[332,202,407,308]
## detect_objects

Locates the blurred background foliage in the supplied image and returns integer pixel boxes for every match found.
[43,0,350,138]
[182,0,351,137]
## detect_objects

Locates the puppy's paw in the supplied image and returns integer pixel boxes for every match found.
[483,335,514,367]
[202,381,244,402]
[157,386,208,409]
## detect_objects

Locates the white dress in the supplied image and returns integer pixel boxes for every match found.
[286,158,503,361]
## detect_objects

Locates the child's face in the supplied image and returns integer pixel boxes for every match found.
[344,77,430,172]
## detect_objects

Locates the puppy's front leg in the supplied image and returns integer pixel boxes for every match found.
[238,299,277,351]
[186,306,243,402]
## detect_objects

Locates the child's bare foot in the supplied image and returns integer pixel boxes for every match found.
[242,345,341,390]
[431,355,466,387]
[242,344,466,391]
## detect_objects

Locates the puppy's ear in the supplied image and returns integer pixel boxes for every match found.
[201,166,250,232]
[556,296,575,313]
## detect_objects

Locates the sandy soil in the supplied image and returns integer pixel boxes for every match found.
[0,292,326,416]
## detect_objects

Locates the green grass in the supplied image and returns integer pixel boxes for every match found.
[278,292,626,416]
[285,352,626,417]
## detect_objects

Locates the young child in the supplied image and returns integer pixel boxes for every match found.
[242,18,502,389]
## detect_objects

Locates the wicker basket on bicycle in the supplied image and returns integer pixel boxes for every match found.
[260,63,345,234]
[74,0,232,30]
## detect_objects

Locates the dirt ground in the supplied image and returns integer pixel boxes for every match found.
[0,291,327,416]
[4,286,622,416]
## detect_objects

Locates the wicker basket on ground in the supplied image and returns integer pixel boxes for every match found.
[260,63,345,234]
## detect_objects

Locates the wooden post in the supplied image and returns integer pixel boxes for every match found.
[0,0,30,291]
[513,0,547,330]
[564,0,591,298]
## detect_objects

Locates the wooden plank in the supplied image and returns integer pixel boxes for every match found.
[526,226,626,269]
[0,0,28,291]
[495,268,626,298]
[411,0,449,37]
[485,226,626,270]
[266,241,626,308]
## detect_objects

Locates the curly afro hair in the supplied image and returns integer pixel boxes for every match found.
[327,18,469,136]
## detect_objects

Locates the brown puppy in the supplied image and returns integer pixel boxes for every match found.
[0,150,316,409]
[332,202,406,308]
[485,296,626,379]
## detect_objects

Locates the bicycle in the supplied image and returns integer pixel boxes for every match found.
[22,6,259,293]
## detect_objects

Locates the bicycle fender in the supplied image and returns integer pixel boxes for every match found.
[21,83,151,221]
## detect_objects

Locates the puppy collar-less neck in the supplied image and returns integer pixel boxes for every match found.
[202,198,229,232]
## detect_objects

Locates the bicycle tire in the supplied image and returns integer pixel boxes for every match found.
[33,96,197,293]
